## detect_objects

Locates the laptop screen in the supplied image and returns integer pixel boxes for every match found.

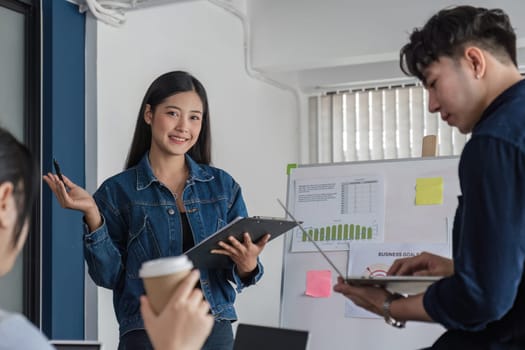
[233,323,309,350]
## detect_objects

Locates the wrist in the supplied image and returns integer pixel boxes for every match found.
[237,264,258,280]
[237,261,257,276]
[382,293,406,328]
[84,206,102,231]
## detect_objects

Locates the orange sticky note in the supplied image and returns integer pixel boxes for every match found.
[305,270,332,298]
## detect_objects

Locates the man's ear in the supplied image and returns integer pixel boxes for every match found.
[464,46,486,79]
[144,104,153,125]
[0,182,14,229]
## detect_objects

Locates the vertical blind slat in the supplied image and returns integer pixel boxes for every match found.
[383,89,397,159]
[319,95,332,162]
[343,92,357,161]
[357,92,369,160]
[308,96,319,163]
[410,87,424,157]
[332,95,344,162]
[370,91,383,160]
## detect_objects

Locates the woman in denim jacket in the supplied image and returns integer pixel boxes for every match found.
[44,71,270,350]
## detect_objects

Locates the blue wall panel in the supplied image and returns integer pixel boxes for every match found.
[42,0,85,339]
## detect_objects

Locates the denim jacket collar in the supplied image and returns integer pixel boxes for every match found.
[135,153,214,191]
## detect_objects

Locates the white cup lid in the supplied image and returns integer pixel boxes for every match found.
[139,255,193,278]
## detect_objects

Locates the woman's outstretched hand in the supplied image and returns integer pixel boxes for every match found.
[43,173,102,231]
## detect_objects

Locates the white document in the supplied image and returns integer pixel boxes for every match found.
[290,175,385,252]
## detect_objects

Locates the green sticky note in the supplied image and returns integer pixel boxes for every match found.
[415,177,443,205]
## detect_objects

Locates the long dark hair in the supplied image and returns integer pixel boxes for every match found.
[125,71,212,169]
[0,128,38,246]
[400,6,517,83]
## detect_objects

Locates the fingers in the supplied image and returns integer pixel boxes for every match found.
[210,233,268,277]
[229,235,246,249]
[61,174,76,187]
[388,252,444,276]
[210,248,231,256]
[186,288,210,311]
[43,173,68,203]
[44,173,76,190]
[241,232,252,245]
[140,295,154,326]
[210,239,239,256]
[44,173,67,193]
[256,233,271,248]
[43,173,59,192]
[197,297,211,314]
[169,270,201,305]
[240,232,270,249]
[211,235,247,256]
[413,270,432,276]
[387,259,404,275]
[388,256,420,276]
[333,280,359,296]
[226,232,270,251]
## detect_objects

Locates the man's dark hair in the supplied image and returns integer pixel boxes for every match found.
[400,6,517,83]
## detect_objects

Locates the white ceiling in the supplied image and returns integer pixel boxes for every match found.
[76,0,525,93]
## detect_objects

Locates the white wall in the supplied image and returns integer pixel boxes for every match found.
[93,1,298,348]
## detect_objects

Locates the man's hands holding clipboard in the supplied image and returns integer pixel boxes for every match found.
[334,252,449,326]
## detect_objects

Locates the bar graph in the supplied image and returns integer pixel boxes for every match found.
[302,223,373,242]
[291,174,384,252]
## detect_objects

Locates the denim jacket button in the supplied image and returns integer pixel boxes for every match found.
[167,208,175,215]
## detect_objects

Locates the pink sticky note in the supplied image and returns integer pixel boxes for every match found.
[305,270,332,298]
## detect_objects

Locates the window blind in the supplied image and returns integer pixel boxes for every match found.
[308,85,468,163]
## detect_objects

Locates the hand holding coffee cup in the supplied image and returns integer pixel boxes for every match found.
[140,269,213,350]
[139,255,194,315]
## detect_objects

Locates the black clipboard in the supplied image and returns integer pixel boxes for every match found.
[185,216,299,269]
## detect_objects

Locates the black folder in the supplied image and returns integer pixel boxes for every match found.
[185,216,298,269]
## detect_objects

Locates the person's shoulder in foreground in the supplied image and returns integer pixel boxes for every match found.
[0,309,54,350]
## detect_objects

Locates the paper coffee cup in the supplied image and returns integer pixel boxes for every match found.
[139,255,193,315]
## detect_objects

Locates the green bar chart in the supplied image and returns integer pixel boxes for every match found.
[302,223,374,242]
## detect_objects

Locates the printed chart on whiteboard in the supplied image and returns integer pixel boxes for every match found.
[290,175,385,252]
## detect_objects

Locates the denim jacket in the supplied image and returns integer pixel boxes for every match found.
[83,153,264,336]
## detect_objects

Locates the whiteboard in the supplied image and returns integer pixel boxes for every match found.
[280,156,460,350]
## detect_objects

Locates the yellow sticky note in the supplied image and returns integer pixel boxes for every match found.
[415,177,443,205]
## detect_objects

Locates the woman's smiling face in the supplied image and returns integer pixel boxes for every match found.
[145,91,204,158]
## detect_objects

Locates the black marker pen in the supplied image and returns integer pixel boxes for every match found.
[53,158,69,190]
